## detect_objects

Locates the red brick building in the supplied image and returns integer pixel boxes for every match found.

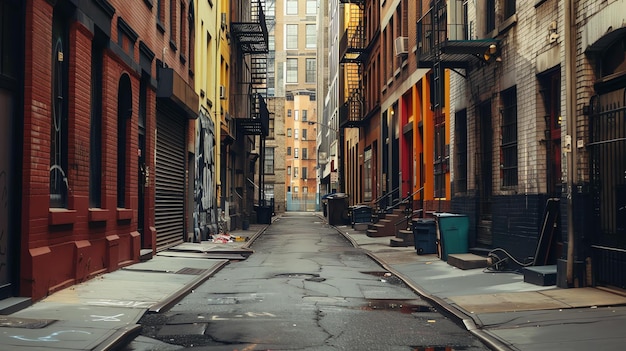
[1,0,197,302]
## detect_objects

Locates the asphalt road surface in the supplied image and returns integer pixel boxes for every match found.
[132,213,490,351]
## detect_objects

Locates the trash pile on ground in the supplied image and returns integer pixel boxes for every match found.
[211,233,248,243]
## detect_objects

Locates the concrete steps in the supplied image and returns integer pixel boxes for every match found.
[447,253,490,270]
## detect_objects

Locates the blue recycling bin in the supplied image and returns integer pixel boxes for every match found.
[434,213,469,260]
[413,218,437,255]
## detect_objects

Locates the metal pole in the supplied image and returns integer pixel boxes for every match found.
[564,0,577,287]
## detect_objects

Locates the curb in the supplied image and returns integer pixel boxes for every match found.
[334,225,514,351]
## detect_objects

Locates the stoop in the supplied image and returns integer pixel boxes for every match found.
[447,253,489,270]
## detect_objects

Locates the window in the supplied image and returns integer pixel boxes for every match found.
[306,58,316,83]
[306,0,316,15]
[169,0,177,50]
[500,87,518,187]
[486,0,496,34]
[303,186,308,193]
[179,1,186,61]
[294,129,299,139]
[302,129,307,140]
[286,0,298,15]
[90,35,104,208]
[294,110,299,120]
[286,24,298,49]
[287,109,292,117]
[269,117,274,138]
[306,24,316,48]
[302,110,308,121]
[117,74,133,208]
[302,148,308,159]
[287,166,291,175]
[287,147,291,155]
[286,58,298,83]
[455,110,468,193]
[302,167,307,179]
[294,148,299,158]
[287,128,292,137]
[264,147,274,174]
[503,0,516,20]
[294,167,299,178]
[50,7,70,208]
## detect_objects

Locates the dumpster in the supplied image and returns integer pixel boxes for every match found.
[327,193,349,225]
[412,218,437,255]
[434,213,469,260]
[351,205,372,224]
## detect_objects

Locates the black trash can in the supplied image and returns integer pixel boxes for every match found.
[327,193,349,225]
[255,205,272,224]
[413,218,437,255]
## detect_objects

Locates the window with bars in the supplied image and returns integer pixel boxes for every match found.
[500,87,518,187]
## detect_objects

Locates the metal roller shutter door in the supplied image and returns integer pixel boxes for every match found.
[155,109,186,250]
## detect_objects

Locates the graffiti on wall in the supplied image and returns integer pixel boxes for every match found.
[194,110,218,239]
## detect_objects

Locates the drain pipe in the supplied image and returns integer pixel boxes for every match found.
[564,0,577,286]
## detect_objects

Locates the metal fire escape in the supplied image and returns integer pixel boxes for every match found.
[231,0,270,137]
[231,0,271,219]
[416,0,500,71]
[339,0,366,128]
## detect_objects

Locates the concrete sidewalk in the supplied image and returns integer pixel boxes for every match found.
[334,220,626,351]
[0,224,268,351]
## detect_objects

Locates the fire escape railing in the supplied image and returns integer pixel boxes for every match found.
[339,0,365,128]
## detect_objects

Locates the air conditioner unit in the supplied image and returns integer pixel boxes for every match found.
[219,85,226,99]
[394,36,409,56]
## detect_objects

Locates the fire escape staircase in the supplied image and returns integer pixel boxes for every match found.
[339,0,366,129]
[231,0,270,138]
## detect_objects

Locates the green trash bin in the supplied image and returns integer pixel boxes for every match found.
[434,213,469,260]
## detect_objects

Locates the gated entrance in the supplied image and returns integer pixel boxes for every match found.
[589,87,626,288]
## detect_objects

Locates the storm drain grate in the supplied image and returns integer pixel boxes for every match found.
[175,267,207,275]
